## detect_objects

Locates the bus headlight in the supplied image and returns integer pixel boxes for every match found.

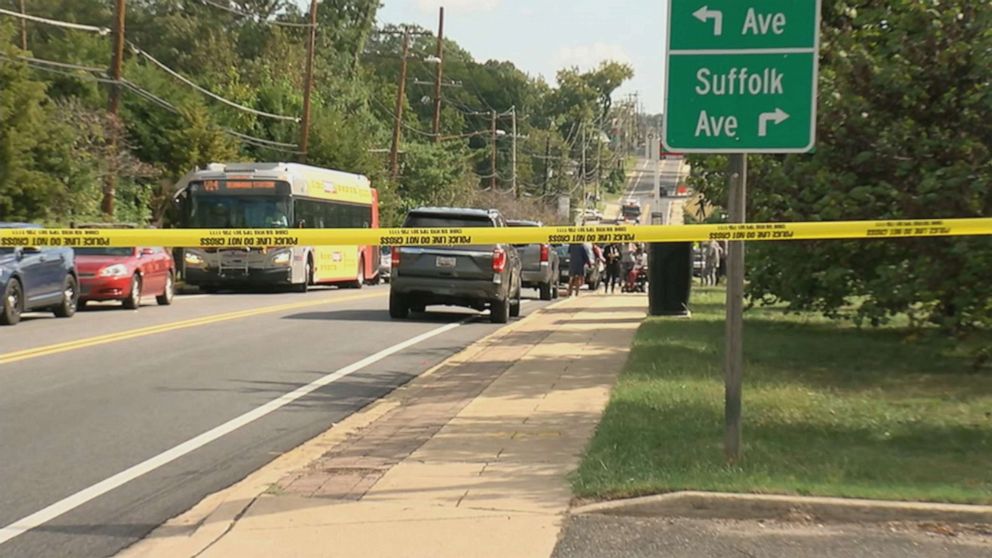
[272,251,292,265]
[184,252,205,266]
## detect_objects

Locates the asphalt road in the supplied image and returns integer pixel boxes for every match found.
[623,157,686,224]
[552,515,992,558]
[0,285,551,558]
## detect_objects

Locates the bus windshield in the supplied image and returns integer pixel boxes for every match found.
[189,195,291,229]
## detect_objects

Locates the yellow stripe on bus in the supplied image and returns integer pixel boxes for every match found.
[1,218,991,248]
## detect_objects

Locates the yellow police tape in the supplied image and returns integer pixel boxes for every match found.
[1,218,991,249]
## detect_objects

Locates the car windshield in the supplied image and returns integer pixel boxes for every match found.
[189,195,291,229]
[74,248,134,257]
[403,215,494,228]
[0,248,14,255]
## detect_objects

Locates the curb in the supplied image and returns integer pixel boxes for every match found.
[571,491,992,526]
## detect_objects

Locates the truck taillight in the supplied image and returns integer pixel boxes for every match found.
[492,248,507,273]
[539,244,549,262]
[391,249,401,268]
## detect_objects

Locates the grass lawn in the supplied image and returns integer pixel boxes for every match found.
[575,287,992,504]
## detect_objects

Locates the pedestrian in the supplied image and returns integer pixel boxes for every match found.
[603,243,622,294]
[702,240,723,286]
[621,242,637,285]
[717,240,728,284]
[567,242,592,297]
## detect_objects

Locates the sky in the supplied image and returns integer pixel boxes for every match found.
[372,0,668,113]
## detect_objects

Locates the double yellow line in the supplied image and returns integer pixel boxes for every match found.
[0,292,384,366]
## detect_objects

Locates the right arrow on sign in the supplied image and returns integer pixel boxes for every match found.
[692,6,723,36]
[758,108,790,137]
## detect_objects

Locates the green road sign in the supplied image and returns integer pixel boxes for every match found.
[663,0,821,153]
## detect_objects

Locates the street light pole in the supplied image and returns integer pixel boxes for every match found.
[490,110,498,191]
[511,106,518,198]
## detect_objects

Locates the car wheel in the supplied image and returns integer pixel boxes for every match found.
[389,291,410,319]
[539,281,552,301]
[1,279,23,326]
[123,274,142,310]
[490,296,510,324]
[53,275,78,318]
[157,272,175,305]
[509,286,521,318]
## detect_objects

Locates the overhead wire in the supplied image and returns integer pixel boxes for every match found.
[192,0,316,28]
[129,45,300,122]
[0,7,110,35]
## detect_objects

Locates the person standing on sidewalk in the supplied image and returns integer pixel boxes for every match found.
[568,242,592,297]
[603,243,622,294]
[702,240,723,286]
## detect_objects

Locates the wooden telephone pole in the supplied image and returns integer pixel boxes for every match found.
[431,7,444,142]
[490,110,498,191]
[18,0,27,50]
[103,0,127,218]
[299,0,319,161]
[389,30,411,180]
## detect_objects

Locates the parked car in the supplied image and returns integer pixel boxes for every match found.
[75,247,175,309]
[378,246,392,283]
[555,244,601,290]
[389,208,522,323]
[507,220,559,301]
[0,223,78,325]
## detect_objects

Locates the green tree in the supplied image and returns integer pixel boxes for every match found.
[689,0,992,332]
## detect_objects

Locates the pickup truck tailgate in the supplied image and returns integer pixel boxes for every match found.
[398,247,494,280]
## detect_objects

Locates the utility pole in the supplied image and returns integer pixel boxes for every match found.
[18,0,27,51]
[510,106,518,198]
[431,7,444,142]
[580,124,586,208]
[595,130,602,204]
[299,0,319,161]
[542,135,551,196]
[389,30,411,181]
[490,109,498,191]
[103,0,127,218]
[724,153,747,463]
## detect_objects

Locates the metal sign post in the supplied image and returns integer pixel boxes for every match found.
[663,0,821,462]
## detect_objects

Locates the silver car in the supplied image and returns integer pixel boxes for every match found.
[507,220,560,301]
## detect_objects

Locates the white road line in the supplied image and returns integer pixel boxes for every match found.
[0,317,474,546]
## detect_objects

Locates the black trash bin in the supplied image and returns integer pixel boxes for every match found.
[647,242,693,316]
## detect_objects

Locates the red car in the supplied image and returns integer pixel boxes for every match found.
[75,247,175,309]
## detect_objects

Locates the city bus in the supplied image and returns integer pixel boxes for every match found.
[173,162,380,292]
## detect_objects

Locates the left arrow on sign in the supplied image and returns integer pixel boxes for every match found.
[693,5,723,36]
[758,108,790,137]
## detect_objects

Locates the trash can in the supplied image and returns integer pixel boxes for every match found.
[648,242,693,316]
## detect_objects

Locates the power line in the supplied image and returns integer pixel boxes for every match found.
[0,7,110,35]
[369,96,437,138]
[192,0,315,28]
[130,45,301,122]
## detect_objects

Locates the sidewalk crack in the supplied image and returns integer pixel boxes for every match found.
[190,493,262,558]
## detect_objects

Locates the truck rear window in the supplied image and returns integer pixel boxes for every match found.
[403,215,494,228]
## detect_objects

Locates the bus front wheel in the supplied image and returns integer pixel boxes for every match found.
[347,257,365,289]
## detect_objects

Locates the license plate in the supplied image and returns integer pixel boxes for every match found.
[436,256,456,268]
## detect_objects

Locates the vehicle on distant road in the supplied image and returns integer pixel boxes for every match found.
[508,220,559,301]
[173,162,380,293]
[621,200,642,223]
[389,208,522,323]
[76,247,175,309]
[582,208,603,222]
[0,223,78,325]
[555,244,601,290]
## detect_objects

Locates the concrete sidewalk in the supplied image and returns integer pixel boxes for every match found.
[120,294,645,558]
